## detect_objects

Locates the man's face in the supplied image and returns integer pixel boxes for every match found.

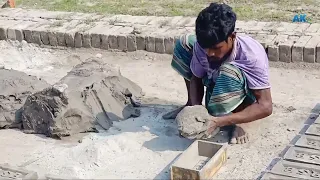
[205,33,235,62]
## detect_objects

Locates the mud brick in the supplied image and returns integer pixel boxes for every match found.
[292,36,311,62]
[100,34,108,50]
[146,36,156,52]
[317,44,320,63]
[131,16,153,25]
[99,25,121,49]
[306,124,320,136]
[87,23,112,49]
[65,33,75,48]
[90,33,101,48]
[260,172,296,180]
[254,34,276,49]
[267,45,280,61]
[108,34,118,49]
[32,23,52,46]
[279,36,299,63]
[23,22,46,45]
[176,17,193,27]
[127,35,137,52]
[0,163,38,180]
[82,32,91,48]
[0,20,21,40]
[48,31,58,46]
[295,23,311,34]
[106,26,129,49]
[276,22,299,35]
[73,32,82,48]
[235,21,247,33]
[7,21,36,41]
[306,23,320,33]
[148,17,171,27]
[269,159,320,179]
[241,21,258,33]
[155,36,165,54]
[167,16,184,27]
[284,146,320,165]
[262,22,281,32]
[295,135,320,150]
[65,22,94,48]
[48,20,80,47]
[118,35,127,51]
[164,37,174,54]
[185,17,196,27]
[267,35,288,61]
[247,22,268,34]
[115,27,134,51]
[136,35,146,50]
[304,36,320,63]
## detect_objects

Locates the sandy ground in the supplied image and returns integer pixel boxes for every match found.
[0,40,320,179]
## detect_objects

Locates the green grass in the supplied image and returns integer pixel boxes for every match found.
[15,0,320,22]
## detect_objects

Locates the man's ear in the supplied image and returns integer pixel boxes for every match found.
[230,32,236,39]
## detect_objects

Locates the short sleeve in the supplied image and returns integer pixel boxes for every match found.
[190,42,207,78]
[245,55,271,90]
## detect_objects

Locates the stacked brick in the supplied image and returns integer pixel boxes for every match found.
[1,8,320,63]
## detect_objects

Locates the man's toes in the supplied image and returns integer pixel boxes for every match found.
[244,135,249,143]
[230,137,237,144]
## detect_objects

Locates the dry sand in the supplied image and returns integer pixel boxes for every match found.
[0,40,320,179]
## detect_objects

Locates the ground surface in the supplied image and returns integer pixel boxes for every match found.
[0,40,320,179]
[15,0,318,22]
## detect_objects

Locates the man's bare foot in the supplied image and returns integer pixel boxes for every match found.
[230,124,249,144]
[162,106,185,120]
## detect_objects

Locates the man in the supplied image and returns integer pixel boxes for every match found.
[163,3,272,144]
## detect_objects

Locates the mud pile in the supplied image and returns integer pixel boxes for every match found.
[176,105,220,139]
[0,68,49,129]
[20,59,144,138]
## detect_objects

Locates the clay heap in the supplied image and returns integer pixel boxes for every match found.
[0,59,143,139]
[175,105,220,140]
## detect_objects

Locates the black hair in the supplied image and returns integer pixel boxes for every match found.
[195,3,237,49]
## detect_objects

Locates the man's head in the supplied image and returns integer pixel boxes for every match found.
[196,3,237,61]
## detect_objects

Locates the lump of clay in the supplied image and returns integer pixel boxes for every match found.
[176,105,219,140]
[21,59,144,139]
[0,68,49,129]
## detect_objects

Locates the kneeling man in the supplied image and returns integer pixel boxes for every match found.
[163,3,273,144]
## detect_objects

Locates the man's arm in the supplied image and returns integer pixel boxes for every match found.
[189,75,204,105]
[215,88,272,127]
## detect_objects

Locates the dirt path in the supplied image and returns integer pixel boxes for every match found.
[0,40,320,179]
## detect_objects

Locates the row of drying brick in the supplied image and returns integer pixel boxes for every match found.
[0,18,189,54]
[259,107,320,179]
[2,8,320,36]
[251,33,320,63]
[1,18,320,63]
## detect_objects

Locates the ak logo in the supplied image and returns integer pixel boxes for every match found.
[292,14,311,23]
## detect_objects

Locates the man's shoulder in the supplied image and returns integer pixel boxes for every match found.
[236,35,267,60]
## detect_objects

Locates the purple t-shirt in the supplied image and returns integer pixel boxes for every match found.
[190,35,270,90]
